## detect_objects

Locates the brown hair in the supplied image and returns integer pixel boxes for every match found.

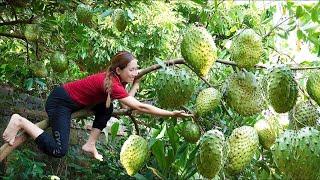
[104,51,136,107]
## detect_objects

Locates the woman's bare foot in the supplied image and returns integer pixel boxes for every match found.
[82,142,103,161]
[2,114,23,146]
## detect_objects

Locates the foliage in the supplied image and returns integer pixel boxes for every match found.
[1,0,320,179]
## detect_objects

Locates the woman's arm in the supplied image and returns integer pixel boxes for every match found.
[128,80,140,97]
[118,96,193,117]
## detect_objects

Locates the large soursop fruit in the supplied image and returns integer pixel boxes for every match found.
[112,9,128,32]
[76,4,94,27]
[196,129,225,179]
[227,126,259,174]
[229,29,263,68]
[272,127,320,180]
[178,121,201,143]
[225,71,266,116]
[307,72,320,106]
[268,67,298,113]
[24,24,40,42]
[181,25,217,77]
[120,135,149,176]
[155,68,196,108]
[50,51,68,73]
[254,115,284,149]
[195,87,222,117]
[289,101,320,129]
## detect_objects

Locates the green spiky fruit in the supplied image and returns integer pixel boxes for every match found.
[227,126,259,174]
[268,67,298,113]
[32,62,48,78]
[112,9,128,32]
[272,127,320,180]
[307,72,320,106]
[254,116,284,149]
[181,25,217,77]
[196,129,225,179]
[178,121,201,143]
[76,4,94,27]
[289,101,320,129]
[225,71,266,116]
[195,87,222,117]
[229,29,263,68]
[120,135,148,176]
[155,68,195,108]
[24,24,40,42]
[51,51,68,73]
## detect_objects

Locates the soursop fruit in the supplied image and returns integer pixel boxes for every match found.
[195,87,222,117]
[50,51,68,73]
[307,72,320,106]
[181,25,217,77]
[24,24,40,42]
[268,67,298,113]
[225,71,266,116]
[178,121,201,143]
[227,126,259,174]
[112,9,128,32]
[120,135,149,176]
[229,29,263,68]
[155,68,196,108]
[254,115,284,149]
[289,101,320,129]
[272,127,320,180]
[76,4,94,27]
[196,129,225,179]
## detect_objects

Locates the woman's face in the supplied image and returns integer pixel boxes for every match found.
[116,59,139,83]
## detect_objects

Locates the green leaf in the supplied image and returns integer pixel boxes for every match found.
[156,124,166,139]
[167,125,179,153]
[134,173,149,180]
[101,10,113,18]
[151,140,166,171]
[297,29,305,40]
[34,78,46,89]
[111,122,119,140]
[311,8,318,22]
[296,6,304,18]
[24,78,34,91]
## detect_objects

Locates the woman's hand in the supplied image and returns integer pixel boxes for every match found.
[172,110,194,118]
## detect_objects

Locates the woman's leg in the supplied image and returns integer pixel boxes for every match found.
[3,114,44,145]
[82,103,113,161]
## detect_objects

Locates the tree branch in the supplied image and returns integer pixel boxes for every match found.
[0,32,26,40]
[128,115,140,135]
[263,16,294,39]
[0,17,35,26]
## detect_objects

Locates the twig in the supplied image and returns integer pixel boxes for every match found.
[0,17,35,26]
[0,32,26,40]
[263,16,294,39]
[128,114,140,135]
[183,62,213,87]
[267,45,296,63]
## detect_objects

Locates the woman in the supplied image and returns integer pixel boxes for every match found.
[2,51,192,161]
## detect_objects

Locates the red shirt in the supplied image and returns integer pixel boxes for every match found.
[63,72,128,106]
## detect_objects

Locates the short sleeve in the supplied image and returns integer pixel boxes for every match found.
[110,78,129,99]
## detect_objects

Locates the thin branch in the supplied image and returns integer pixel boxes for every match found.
[183,62,212,87]
[0,17,35,26]
[128,114,140,135]
[267,45,296,63]
[0,32,26,40]
[291,66,320,70]
[263,15,294,39]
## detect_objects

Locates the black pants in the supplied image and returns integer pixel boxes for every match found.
[35,86,113,158]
